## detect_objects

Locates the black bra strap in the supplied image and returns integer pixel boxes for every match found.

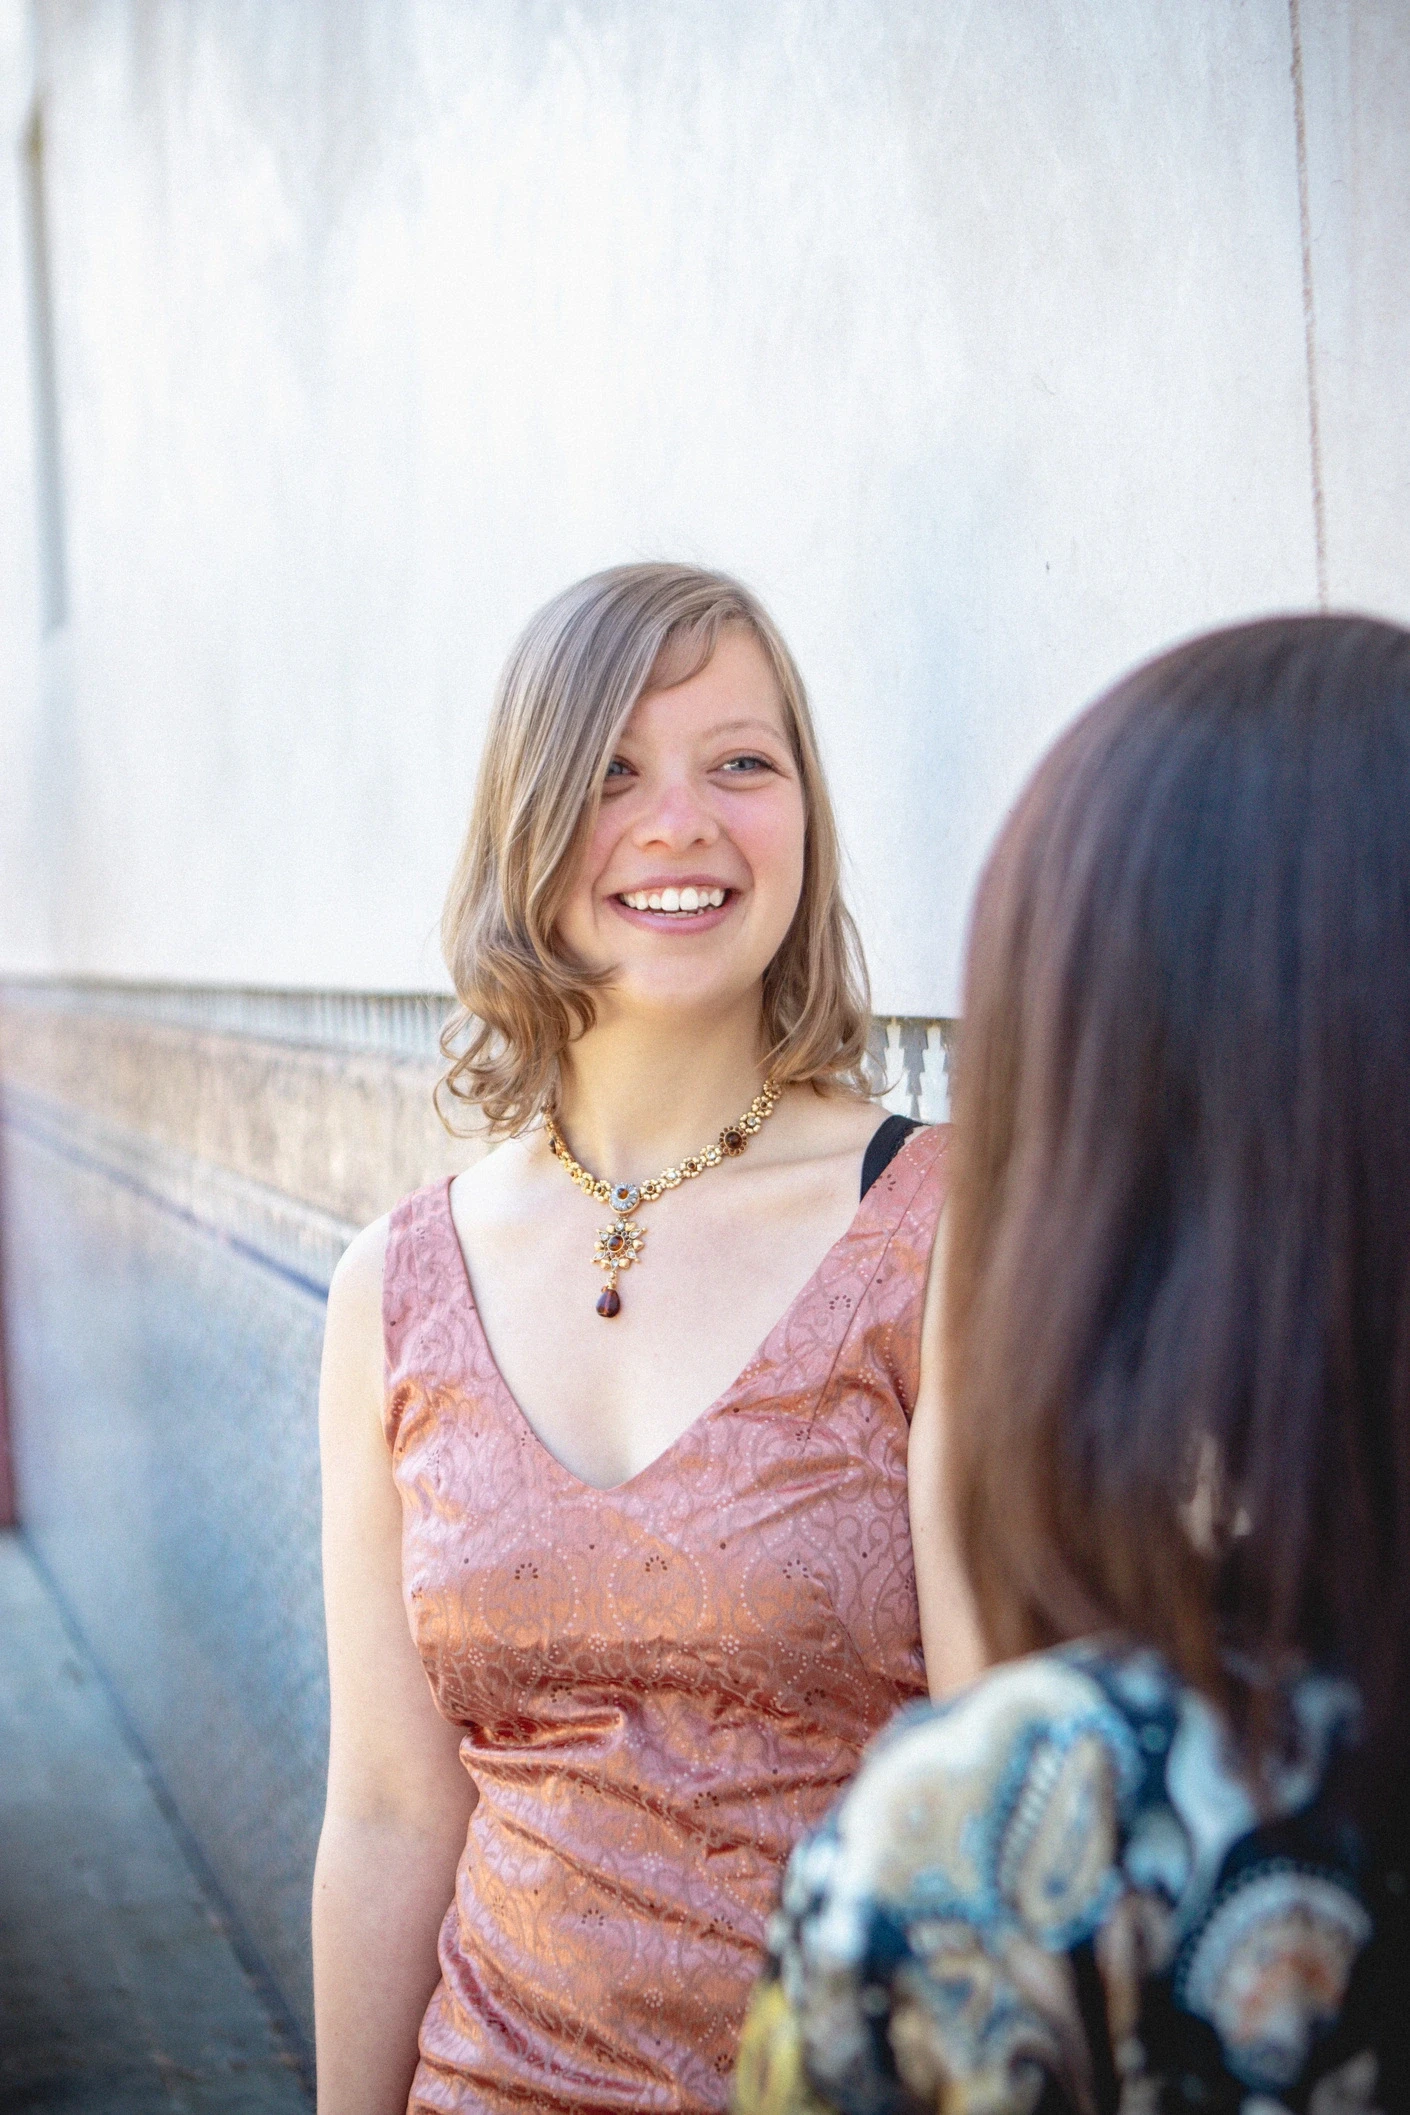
[860,1113,923,1199]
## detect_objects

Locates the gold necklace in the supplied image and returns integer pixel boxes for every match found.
[544,1079,781,1316]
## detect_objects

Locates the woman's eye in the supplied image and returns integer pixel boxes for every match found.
[603,758,633,784]
[719,754,773,775]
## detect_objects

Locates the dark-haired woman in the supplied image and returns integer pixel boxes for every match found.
[735,614,1410,2114]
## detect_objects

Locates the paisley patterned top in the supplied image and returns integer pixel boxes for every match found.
[734,1645,1407,2115]
[382,1126,949,2114]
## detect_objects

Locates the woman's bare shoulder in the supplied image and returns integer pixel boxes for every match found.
[774,1085,887,1165]
[448,1130,544,1232]
[328,1212,392,1322]
[328,1133,515,1318]
[321,1218,395,1430]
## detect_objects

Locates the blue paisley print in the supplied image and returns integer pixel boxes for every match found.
[732,1646,1404,2115]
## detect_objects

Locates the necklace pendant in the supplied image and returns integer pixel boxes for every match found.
[547,1081,780,1323]
[592,1216,643,1318]
[593,1216,646,1275]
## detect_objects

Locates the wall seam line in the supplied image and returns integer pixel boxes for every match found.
[0,1106,336,1303]
[1289,0,1329,609]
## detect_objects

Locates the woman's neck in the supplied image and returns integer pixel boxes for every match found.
[553,1000,772,1182]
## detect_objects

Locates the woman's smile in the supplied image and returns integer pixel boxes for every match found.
[609,879,739,932]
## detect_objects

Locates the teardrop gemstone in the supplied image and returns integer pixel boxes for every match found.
[595,1286,621,1318]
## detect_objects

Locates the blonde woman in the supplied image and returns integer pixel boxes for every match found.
[312,564,981,2115]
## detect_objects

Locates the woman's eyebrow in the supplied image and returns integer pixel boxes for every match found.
[699,717,787,740]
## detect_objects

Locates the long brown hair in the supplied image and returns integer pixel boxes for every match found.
[946,613,1410,1823]
[438,563,871,1135]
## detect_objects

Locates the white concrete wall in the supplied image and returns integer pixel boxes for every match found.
[1299,0,1410,622]
[1,0,1406,1014]
[0,5,46,976]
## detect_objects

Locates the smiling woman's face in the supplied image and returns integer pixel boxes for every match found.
[555,625,808,1029]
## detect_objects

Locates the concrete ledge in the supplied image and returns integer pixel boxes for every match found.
[2,1084,360,1296]
[0,988,954,1233]
[0,991,483,1229]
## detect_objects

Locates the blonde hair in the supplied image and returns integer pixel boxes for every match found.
[438,562,872,1135]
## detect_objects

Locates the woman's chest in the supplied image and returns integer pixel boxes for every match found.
[450,1168,871,1490]
[392,1377,924,1732]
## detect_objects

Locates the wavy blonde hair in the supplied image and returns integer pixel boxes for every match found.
[438,562,872,1135]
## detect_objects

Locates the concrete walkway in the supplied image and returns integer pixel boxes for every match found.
[0,1533,313,2113]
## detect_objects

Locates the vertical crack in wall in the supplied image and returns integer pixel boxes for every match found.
[1288,0,1329,609]
[20,100,68,636]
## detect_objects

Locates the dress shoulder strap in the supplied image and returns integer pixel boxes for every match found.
[853,1123,949,1420]
[861,1113,923,1197]
[382,1178,458,1444]
[865,1120,948,1229]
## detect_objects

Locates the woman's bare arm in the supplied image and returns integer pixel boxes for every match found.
[909,1203,987,1701]
[313,1218,476,2115]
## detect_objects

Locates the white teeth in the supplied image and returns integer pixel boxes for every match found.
[620,886,729,913]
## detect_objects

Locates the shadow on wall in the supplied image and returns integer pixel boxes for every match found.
[0,1530,315,2107]
[0,1128,15,1531]
[1,1096,331,2051]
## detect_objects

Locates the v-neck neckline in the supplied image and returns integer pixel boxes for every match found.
[439,1128,932,1498]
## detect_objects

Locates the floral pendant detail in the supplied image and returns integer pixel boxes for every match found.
[545,1079,781,1320]
[593,1216,645,1317]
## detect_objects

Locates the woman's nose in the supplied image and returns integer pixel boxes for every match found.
[632,779,720,850]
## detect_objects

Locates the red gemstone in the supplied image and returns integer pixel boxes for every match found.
[722,1129,745,1155]
[596,1287,621,1317]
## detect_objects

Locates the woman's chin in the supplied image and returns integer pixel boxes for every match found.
[597,964,767,1031]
